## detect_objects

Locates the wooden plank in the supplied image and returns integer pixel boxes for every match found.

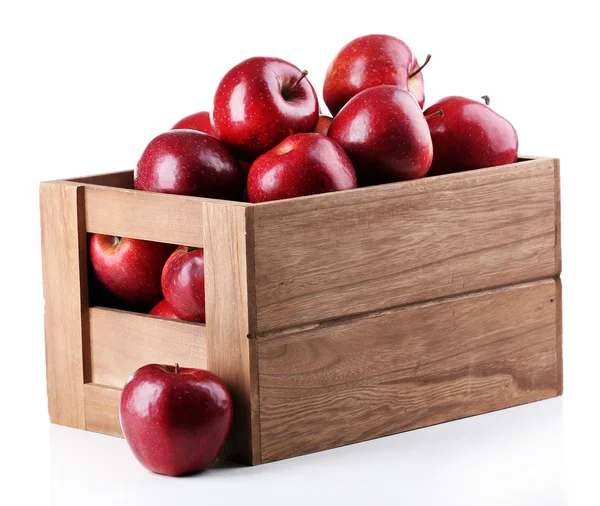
[257,279,560,463]
[252,158,560,333]
[88,307,206,388]
[555,278,563,395]
[69,170,133,188]
[84,185,248,248]
[40,181,88,429]
[84,383,123,437]
[203,203,260,465]
[554,158,562,274]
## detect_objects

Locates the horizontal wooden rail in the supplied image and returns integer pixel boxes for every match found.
[88,307,206,388]
[252,157,560,333]
[84,383,123,437]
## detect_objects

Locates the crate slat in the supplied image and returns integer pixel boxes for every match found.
[257,278,561,463]
[40,181,88,429]
[84,185,247,247]
[89,307,206,388]
[252,158,560,333]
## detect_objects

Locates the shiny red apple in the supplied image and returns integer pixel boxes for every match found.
[120,364,233,476]
[328,85,433,185]
[89,235,175,309]
[149,299,180,320]
[424,96,519,175]
[314,115,333,136]
[213,57,319,160]
[247,133,357,203]
[171,111,216,136]
[161,246,205,322]
[323,34,429,115]
[134,129,242,199]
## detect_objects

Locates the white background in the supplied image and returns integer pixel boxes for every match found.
[1,1,598,504]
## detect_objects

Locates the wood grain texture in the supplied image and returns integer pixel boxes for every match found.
[257,279,560,463]
[203,203,260,465]
[84,184,249,248]
[84,383,123,437]
[40,181,88,429]
[88,307,207,388]
[69,170,133,188]
[252,158,560,333]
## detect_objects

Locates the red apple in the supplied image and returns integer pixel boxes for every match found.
[162,246,205,322]
[120,364,233,476]
[424,96,519,176]
[149,299,180,320]
[247,133,357,203]
[89,235,175,309]
[171,111,216,136]
[314,115,333,136]
[213,57,319,160]
[328,85,433,184]
[323,34,429,116]
[134,130,242,199]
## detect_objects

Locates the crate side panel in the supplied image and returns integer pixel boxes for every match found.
[253,159,558,333]
[257,279,560,463]
[88,307,207,388]
[40,182,88,429]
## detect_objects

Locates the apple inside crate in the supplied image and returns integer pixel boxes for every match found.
[40,156,562,465]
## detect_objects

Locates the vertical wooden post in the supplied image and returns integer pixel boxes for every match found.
[203,203,260,465]
[40,181,89,429]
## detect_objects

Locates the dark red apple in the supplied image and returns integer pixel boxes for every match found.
[213,57,319,160]
[323,34,429,116]
[162,246,205,322]
[89,235,175,309]
[424,96,519,175]
[149,299,180,320]
[171,111,216,136]
[120,364,233,476]
[328,85,433,184]
[134,130,242,199]
[314,115,333,136]
[247,133,357,203]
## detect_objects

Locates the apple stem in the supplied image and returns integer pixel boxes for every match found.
[289,70,308,92]
[408,54,432,79]
[481,95,491,106]
[424,110,444,120]
[112,236,122,247]
[175,363,180,374]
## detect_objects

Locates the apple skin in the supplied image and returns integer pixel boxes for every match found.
[314,115,333,136]
[134,129,242,200]
[213,57,319,160]
[120,364,233,476]
[161,246,205,322]
[247,133,357,203]
[89,234,175,309]
[171,112,252,176]
[424,96,519,175]
[171,111,216,136]
[328,85,433,185]
[323,34,425,116]
[149,299,180,320]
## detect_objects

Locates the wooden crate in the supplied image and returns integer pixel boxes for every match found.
[40,156,562,465]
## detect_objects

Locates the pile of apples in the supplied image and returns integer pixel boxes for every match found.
[96,34,521,477]
[134,33,519,203]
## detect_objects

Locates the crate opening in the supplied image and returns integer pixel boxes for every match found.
[87,233,205,324]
